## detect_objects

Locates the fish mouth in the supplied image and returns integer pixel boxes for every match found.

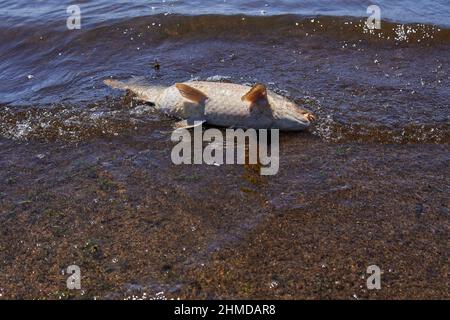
[305,112,316,123]
[285,111,317,130]
[274,115,311,131]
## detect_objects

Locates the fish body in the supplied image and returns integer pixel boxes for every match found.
[104,79,315,131]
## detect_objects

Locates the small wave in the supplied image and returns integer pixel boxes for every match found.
[64,14,450,47]
[0,99,161,141]
[1,99,447,144]
[1,14,449,52]
[312,117,449,144]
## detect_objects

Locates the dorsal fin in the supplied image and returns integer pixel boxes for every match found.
[241,84,268,104]
[175,83,208,104]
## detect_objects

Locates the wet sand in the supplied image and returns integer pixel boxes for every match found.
[0,115,447,299]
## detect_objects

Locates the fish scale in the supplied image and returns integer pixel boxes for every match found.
[104,79,315,131]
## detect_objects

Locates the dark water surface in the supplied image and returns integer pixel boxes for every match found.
[0,1,450,142]
[0,1,448,299]
[0,1,449,142]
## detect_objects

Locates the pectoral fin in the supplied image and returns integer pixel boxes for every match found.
[174,119,206,130]
[241,84,268,105]
[176,83,208,104]
[241,84,271,112]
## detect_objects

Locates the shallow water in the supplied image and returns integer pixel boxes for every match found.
[0,1,448,299]
[0,1,449,143]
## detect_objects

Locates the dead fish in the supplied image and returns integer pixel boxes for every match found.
[104,79,316,131]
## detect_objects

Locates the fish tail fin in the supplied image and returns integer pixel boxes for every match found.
[104,77,164,103]
[104,79,129,90]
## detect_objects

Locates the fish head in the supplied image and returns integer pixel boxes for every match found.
[270,98,316,131]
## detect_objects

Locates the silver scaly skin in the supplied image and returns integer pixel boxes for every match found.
[104,79,316,131]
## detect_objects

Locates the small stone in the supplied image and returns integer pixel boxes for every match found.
[415,203,424,216]
[153,60,160,71]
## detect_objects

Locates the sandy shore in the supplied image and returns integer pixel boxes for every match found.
[0,120,447,299]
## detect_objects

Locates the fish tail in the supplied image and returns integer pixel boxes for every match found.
[104,77,164,103]
[104,78,130,90]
